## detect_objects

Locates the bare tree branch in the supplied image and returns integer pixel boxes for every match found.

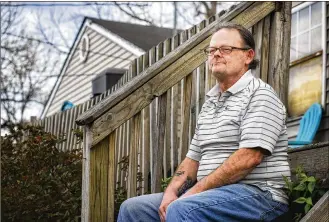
[114,2,154,25]
[49,8,70,48]
[92,2,103,19]
[1,4,57,128]
[176,3,195,26]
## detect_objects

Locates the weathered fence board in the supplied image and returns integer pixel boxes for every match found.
[151,93,167,193]
[89,136,109,221]
[267,2,291,107]
[107,132,116,222]
[127,113,140,197]
[260,15,271,83]
[179,74,193,163]
[142,52,151,193]
[301,191,329,222]
[164,38,173,179]
[81,126,92,222]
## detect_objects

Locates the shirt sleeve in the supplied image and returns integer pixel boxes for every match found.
[239,87,285,154]
[186,124,201,161]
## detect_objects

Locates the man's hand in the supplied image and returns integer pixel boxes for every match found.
[157,158,199,221]
[158,190,178,222]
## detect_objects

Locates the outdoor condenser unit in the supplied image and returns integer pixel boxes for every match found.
[92,68,126,97]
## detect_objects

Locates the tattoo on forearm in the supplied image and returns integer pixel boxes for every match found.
[174,171,185,176]
[178,176,195,196]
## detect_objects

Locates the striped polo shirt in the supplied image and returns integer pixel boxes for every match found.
[186,69,291,204]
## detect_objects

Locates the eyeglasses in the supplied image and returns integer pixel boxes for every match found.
[203,46,251,56]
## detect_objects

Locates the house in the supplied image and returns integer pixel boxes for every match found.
[287,2,329,142]
[41,17,178,118]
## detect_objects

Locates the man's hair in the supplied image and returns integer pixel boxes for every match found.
[214,22,259,69]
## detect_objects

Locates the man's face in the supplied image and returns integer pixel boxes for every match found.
[209,28,254,80]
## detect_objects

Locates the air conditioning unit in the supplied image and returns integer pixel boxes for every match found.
[92,68,126,97]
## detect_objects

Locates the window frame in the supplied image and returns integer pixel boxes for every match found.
[79,34,90,63]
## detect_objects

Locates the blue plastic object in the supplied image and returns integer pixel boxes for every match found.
[288,103,322,147]
[61,101,74,111]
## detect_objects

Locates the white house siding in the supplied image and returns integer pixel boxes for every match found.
[320,2,329,141]
[46,26,136,117]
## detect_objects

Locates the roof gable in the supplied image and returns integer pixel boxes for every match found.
[88,18,177,51]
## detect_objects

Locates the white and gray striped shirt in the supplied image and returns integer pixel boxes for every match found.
[186,70,291,204]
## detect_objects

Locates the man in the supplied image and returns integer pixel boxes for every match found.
[118,22,291,222]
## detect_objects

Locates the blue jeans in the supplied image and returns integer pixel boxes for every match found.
[118,184,288,222]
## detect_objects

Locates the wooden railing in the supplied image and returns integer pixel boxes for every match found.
[75,2,292,221]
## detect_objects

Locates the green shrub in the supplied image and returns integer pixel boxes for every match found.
[161,176,173,192]
[1,124,82,221]
[283,166,326,222]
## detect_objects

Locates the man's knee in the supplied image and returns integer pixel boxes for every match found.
[166,199,186,220]
[119,197,141,214]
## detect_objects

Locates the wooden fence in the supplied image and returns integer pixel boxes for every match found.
[75,2,292,221]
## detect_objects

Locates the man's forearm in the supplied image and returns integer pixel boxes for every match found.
[192,148,264,193]
[165,157,199,195]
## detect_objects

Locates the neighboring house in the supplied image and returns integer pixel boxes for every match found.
[41,17,177,118]
[287,2,329,142]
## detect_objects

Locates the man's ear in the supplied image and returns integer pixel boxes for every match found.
[246,49,255,65]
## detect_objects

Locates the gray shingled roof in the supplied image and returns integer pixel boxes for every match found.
[89,17,178,51]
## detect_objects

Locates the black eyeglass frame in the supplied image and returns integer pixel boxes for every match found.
[203,46,251,55]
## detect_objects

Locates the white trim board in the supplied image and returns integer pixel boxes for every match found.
[41,18,145,119]
[41,23,88,119]
[88,21,145,57]
[321,1,326,107]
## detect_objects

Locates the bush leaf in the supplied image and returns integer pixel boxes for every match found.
[305,197,313,206]
[307,176,316,182]
[294,197,306,204]
[308,182,315,194]
[293,182,306,191]
[304,204,312,214]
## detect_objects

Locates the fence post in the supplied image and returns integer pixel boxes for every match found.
[267,2,292,107]
[81,125,92,222]
[30,116,37,123]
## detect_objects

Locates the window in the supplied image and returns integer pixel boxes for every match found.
[80,34,90,63]
[288,2,325,117]
[288,56,322,116]
[290,2,323,62]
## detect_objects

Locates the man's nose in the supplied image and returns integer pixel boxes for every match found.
[213,48,222,57]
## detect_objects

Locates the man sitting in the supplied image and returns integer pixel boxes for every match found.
[118,22,291,222]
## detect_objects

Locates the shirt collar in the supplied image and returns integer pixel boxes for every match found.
[206,69,254,98]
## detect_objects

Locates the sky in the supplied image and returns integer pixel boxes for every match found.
[2,1,237,123]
